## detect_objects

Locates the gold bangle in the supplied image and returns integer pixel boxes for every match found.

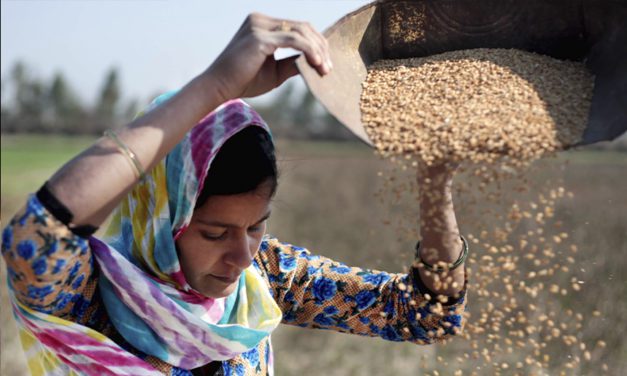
[103,130,146,180]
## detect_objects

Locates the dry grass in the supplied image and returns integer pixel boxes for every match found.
[1,136,626,375]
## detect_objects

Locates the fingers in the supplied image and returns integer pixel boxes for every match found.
[268,30,329,75]
[283,20,332,73]
[253,14,331,75]
[275,56,300,85]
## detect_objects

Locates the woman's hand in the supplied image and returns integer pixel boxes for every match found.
[206,13,332,102]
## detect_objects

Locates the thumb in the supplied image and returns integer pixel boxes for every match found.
[275,55,300,86]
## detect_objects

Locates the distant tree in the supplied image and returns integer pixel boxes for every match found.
[122,98,140,122]
[252,81,299,137]
[1,62,143,135]
[10,61,27,92]
[94,67,121,132]
[1,79,13,133]
[10,61,47,132]
[252,82,355,140]
[294,90,317,137]
[47,72,85,133]
[294,90,354,140]
[271,80,296,123]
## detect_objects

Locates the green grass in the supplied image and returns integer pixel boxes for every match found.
[1,134,97,203]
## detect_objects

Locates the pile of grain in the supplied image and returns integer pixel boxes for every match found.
[361,48,594,166]
[362,49,608,374]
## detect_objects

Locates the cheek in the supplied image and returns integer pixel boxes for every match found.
[251,225,267,249]
[177,236,219,274]
[176,240,194,276]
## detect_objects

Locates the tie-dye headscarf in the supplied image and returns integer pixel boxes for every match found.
[12,94,283,375]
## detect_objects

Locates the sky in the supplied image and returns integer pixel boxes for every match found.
[1,0,370,105]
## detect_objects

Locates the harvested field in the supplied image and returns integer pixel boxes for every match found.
[1,136,626,375]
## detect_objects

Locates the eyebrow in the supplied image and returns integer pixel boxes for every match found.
[197,210,272,228]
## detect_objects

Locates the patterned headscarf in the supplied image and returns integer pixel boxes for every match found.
[12,94,283,375]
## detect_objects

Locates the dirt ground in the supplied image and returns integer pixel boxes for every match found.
[2,137,626,375]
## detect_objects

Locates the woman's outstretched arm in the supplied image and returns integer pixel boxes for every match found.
[254,237,466,344]
[416,165,466,298]
[46,13,332,229]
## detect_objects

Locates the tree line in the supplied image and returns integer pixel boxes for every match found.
[1,61,356,141]
[1,62,136,134]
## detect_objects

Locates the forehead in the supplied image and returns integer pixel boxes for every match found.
[192,190,271,227]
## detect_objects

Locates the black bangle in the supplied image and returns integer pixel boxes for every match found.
[36,182,98,238]
[415,235,468,273]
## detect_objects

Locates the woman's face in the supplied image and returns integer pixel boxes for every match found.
[176,184,272,298]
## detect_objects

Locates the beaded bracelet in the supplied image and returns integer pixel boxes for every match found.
[104,130,146,180]
[415,235,469,273]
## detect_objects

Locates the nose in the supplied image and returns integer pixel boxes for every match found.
[224,233,254,269]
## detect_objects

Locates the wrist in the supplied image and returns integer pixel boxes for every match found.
[419,235,464,264]
[414,236,467,297]
[198,66,234,105]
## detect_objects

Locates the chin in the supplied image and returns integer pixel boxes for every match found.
[201,282,238,299]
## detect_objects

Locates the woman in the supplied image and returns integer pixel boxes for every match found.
[2,14,467,376]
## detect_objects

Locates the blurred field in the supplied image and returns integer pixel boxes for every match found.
[1,134,626,375]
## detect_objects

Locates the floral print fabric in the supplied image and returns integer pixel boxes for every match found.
[2,195,466,375]
[257,238,465,344]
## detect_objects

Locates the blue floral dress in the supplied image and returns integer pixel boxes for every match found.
[2,195,467,375]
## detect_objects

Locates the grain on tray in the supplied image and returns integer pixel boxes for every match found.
[360,48,594,167]
[362,49,605,374]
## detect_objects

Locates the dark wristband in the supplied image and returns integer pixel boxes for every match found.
[411,267,464,307]
[36,182,98,238]
[415,236,469,273]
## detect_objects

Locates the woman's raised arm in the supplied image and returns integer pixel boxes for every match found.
[47,13,331,229]
[416,165,466,297]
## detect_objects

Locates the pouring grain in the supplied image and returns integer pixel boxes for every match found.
[362,49,606,374]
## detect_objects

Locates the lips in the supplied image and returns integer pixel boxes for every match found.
[210,274,240,284]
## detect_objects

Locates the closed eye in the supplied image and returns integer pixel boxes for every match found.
[248,224,264,233]
[248,213,270,233]
[201,231,227,241]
